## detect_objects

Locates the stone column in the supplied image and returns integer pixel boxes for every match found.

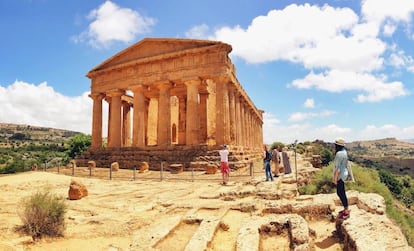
[130,84,147,147]
[89,92,105,149]
[240,101,246,147]
[215,77,230,146]
[199,91,208,144]
[107,89,124,148]
[185,78,200,145]
[157,81,172,146]
[228,88,236,144]
[122,101,131,146]
[235,94,241,146]
[178,95,186,145]
[105,96,112,147]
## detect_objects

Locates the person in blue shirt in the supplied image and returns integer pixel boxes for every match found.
[333,137,350,220]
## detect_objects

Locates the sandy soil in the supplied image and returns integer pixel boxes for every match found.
[0,166,342,251]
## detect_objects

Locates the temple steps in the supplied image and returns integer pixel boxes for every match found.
[75,145,262,171]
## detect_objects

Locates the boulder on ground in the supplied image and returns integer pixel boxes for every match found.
[87,161,96,170]
[68,180,88,200]
[68,160,77,169]
[169,164,183,174]
[205,165,217,174]
[139,162,149,173]
[111,162,119,171]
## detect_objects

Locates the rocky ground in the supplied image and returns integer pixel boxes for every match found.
[0,155,412,251]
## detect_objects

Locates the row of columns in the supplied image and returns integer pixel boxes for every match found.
[89,78,263,149]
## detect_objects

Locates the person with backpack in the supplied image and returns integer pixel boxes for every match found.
[263,145,273,181]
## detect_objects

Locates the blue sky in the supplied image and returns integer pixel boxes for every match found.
[1,0,413,144]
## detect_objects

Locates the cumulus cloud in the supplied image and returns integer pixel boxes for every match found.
[202,2,414,103]
[185,24,210,39]
[304,98,315,108]
[288,110,335,122]
[72,1,155,48]
[0,80,102,134]
[290,69,409,102]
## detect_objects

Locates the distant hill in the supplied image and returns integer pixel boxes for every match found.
[347,137,414,178]
[0,123,83,145]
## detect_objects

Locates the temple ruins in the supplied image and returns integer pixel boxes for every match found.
[76,38,264,170]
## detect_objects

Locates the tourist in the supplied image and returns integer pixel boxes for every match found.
[271,145,281,177]
[333,137,350,220]
[263,145,273,181]
[219,144,230,185]
[282,147,292,174]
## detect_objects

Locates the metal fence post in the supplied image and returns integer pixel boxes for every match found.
[57,161,60,174]
[110,165,112,180]
[133,167,136,181]
[72,164,74,176]
[191,167,194,182]
[160,162,163,181]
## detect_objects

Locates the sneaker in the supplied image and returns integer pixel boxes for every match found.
[339,212,350,220]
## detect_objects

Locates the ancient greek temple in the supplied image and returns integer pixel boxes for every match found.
[78,38,263,169]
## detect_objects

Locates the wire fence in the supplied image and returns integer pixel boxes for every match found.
[40,160,267,183]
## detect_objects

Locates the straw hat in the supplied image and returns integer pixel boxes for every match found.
[335,137,345,146]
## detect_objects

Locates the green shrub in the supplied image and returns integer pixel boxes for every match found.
[19,189,67,239]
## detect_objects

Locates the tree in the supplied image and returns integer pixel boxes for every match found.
[66,134,91,159]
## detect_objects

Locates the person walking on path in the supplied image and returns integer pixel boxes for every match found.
[282,147,292,174]
[271,145,281,177]
[219,144,230,185]
[263,145,274,181]
[333,137,350,220]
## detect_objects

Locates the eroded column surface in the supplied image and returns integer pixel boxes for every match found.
[122,101,131,147]
[89,92,105,149]
[107,89,124,148]
[157,81,172,146]
[131,84,147,147]
[178,95,186,145]
[185,78,200,145]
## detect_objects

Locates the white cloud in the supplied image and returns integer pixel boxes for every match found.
[288,110,335,122]
[356,124,414,141]
[185,24,210,39]
[203,2,414,103]
[290,69,409,102]
[0,80,97,134]
[361,0,414,25]
[304,98,314,108]
[72,1,155,48]
[212,3,386,72]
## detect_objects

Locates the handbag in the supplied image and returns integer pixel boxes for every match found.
[345,161,355,182]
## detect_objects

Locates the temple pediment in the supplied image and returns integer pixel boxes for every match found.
[88,38,230,75]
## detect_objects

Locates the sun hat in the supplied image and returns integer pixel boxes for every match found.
[223,144,227,148]
[335,137,345,146]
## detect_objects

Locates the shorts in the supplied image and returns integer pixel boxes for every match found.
[221,162,229,174]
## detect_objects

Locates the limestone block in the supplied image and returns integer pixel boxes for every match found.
[68,180,88,200]
[205,165,217,174]
[139,161,149,173]
[87,161,96,170]
[169,164,183,174]
[111,162,119,171]
[68,160,77,169]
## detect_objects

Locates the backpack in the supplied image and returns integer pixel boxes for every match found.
[264,150,272,161]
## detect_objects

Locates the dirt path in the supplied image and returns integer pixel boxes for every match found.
[0,161,344,251]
